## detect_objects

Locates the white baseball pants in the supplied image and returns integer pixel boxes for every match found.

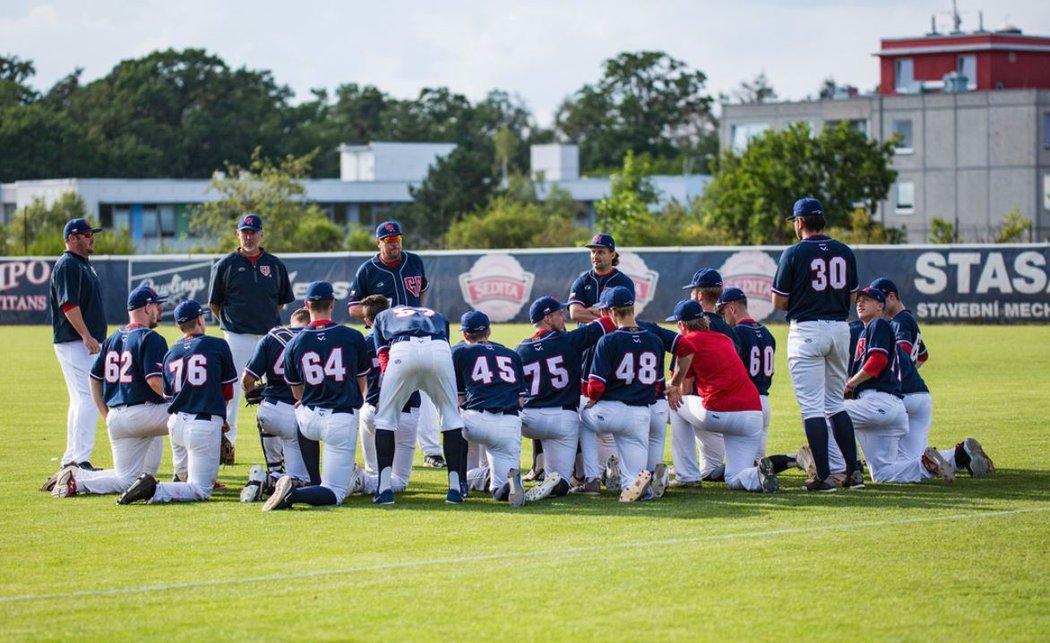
[462,410,522,492]
[679,396,765,492]
[77,403,169,494]
[648,399,670,470]
[375,337,463,433]
[670,395,725,482]
[223,331,265,446]
[257,399,309,482]
[54,341,99,465]
[359,402,418,490]
[520,407,579,482]
[152,413,222,503]
[847,391,929,483]
[786,320,850,420]
[757,395,771,460]
[578,395,617,480]
[415,393,443,457]
[296,405,358,504]
[899,392,933,460]
[580,401,650,490]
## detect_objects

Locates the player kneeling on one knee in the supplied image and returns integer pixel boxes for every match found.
[263,282,371,511]
[452,310,528,507]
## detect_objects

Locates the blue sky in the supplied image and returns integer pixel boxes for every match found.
[2,0,1048,125]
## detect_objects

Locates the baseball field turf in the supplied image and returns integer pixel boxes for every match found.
[1,324,1048,640]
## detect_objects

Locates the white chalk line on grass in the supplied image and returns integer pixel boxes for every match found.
[2,506,1047,605]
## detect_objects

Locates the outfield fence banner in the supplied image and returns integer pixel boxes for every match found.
[2,243,1048,327]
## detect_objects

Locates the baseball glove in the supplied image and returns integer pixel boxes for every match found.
[220,432,235,466]
[244,386,264,406]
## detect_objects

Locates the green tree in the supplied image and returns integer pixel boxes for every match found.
[828,209,907,244]
[0,54,38,107]
[594,151,659,240]
[401,146,496,247]
[4,193,133,256]
[188,148,338,253]
[555,51,716,172]
[701,121,898,244]
[994,208,1032,243]
[732,72,778,104]
[928,217,960,244]
[446,196,587,249]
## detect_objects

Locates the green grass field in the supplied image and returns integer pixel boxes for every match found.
[1,323,1048,640]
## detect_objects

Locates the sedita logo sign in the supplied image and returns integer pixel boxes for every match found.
[458,254,535,322]
[617,252,659,315]
[719,251,779,322]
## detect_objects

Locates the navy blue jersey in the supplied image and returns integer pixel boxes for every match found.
[890,310,929,395]
[372,306,450,347]
[49,251,107,344]
[347,252,429,308]
[731,320,777,396]
[364,332,420,410]
[589,328,666,406]
[284,322,371,412]
[850,318,901,396]
[209,250,294,335]
[772,235,858,322]
[567,269,635,310]
[452,341,526,413]
[704,311,741,358]
[243,326,301,405]
[847,320,865,373]
[90,325,169,407]
[638,320,679,398]
[516,320,608,409]
[163,334,237,417]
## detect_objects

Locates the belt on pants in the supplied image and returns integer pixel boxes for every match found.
[194,413,215,422]
[473,409,520,416]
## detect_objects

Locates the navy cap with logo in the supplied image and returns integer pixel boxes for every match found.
[529,296,564,324]
[857,286,886,305]
[665,299,705,322]
[716,287,747,308]
[460,310,491,333]
[597,285,635,310]
[305,280,335,301]
[63,218,102,239]
[127,286,167,311]
[238,213,263,231]
[585,233,615,251]
[869,277,899,297]
[174,300,205,324]
[376,220,402,239]
[787,197,824,220]
[682,268,723,289]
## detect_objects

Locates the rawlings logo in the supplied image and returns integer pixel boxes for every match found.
[719,251,779,322]
[129,260,212,319]
[404,276,423,297]
[458,254,535,322]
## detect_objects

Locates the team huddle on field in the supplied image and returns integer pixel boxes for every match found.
[42,202,995,508]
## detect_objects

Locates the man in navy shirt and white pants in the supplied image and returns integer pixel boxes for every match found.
[208,213,294,461]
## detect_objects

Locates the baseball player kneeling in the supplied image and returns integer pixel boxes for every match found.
[263,282,371,510]
[452,310,528,506]
[665,300,777,494]
[580,287,667,502]
[118,300,238,505]
[50,287,171,498]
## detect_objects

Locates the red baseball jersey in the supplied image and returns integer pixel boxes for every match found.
[674,330,761,412]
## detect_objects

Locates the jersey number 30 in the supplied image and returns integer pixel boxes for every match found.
[809,256,848,291]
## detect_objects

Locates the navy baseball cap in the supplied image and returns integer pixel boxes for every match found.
[787,197,824,220]
[376,220,402,239]
[857,287,886,305]
[127,286,167,311]
[460,310,490,333]
[716,287,747,308]
[529,296,564,324]
[63,218,102,239]
[238,213,263,231]
[305,281,335,301]
[597,286,635,309]
[683,268,723,289]
[585,233,615,251]
[174,300,204,324]
[665,299,705,322]
[869,278,899,297]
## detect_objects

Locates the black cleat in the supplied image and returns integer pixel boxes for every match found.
[802,477,837,493]
[423,454,446,468]
[117,473,158,505]
[78,461,100,471]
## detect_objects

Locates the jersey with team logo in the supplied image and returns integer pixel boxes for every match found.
[889,309,928,394]
[372,306,450,347]
[846,319,865,374]
[731,319,777,396]
[90,324,169,407]
[589,328,666,406]
[675,330,761,412]
[850,318,902,396]
[452,341,526,413]
[347,252,429,308]
[208,249,294,335]
[566,269,635,310]
[516,320,608,409]
[637,320,679,398]
[50,251,107,344]
[284,322,370,412]
[243,326,301,405]
[364,332,420,410]
[771,235,858,322]
[163,334,237,417]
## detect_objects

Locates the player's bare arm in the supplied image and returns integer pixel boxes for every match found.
[772,293,790,311]
[348,303,366,319]
[89,377,108,418]
[241,372,258,392]
[63,306,101,353]
[208,303,221,322]
[569,303,600,323]
[356,375,368,400]
[666,353,695,410]
[146,375,164,399]
[290,384,304,401]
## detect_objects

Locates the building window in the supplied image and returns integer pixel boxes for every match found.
[893,120,913,152]
[957,55,977,90]
[730,123,769,152]
[141,205,177,238]
[895,58,914,93]
[896,181,915,214]
[112,207,131,233]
